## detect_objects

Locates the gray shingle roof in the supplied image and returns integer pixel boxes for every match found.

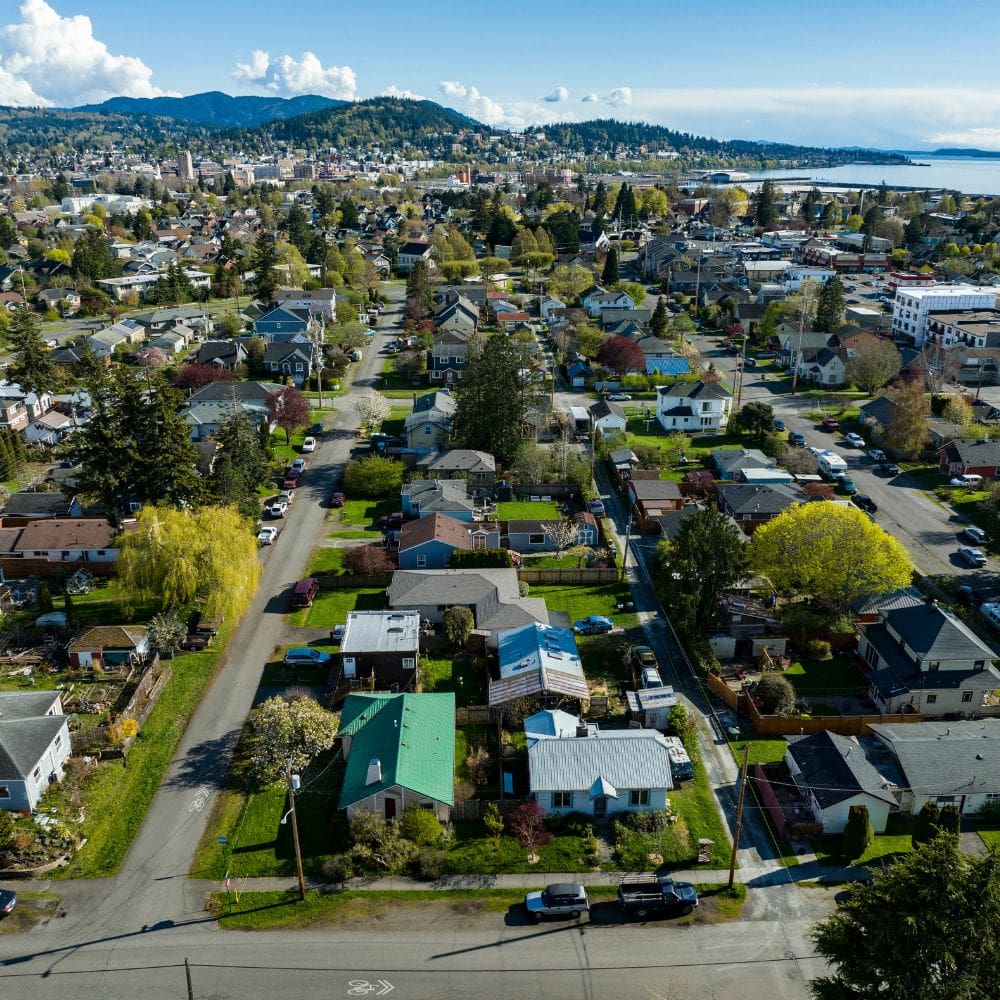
[0,691,62,721]
[0,715,67,779]
[884,604,996,661]
[717,483,799,516]
[657,380,732,401]
[786,731,896,809]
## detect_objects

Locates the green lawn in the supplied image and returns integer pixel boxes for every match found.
[419,654,488,706]
[337,497,396,536]
[668,735,732,868]
[532,583,639,631]
[55,621,234,878]
[289,588,385,628]
[783,657,865,698]
[305,547,347,575]
[270,426,309,465]
[729,738,789,767]
[67,582,159,627]
[520,553,586,568]
[496,500,563,520]
[446,821,594,874]
[379,406,409,438]
[813,814,915,868]
[977,826,1000,850]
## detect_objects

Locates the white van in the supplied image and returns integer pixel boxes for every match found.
[951,474,983,487]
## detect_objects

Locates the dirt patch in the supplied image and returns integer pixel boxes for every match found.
[0,892,61,934]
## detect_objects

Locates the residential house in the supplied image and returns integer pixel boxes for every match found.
[428,329,476,385]
[404,390,457,449]
[178,380,281,440]
[434,294,479,337]
[397,513,473,569]
[588,399,628,436]
[796,343,850,387]
[274,287,337,320]
[87,319,145,359]
[338,692,454,822]
[401,479,475,521]
[68,625,150,670]
[134,306,211,336]
[527,727,675,819]
[784,731,896,834]
[505,513,599,553]
[939,438,1000,479]
[716,483,800,534]
[0,518,120,577]
[387,568,550,629]
[396,240,434,273]
[638,338,692,377]
[656,381,733,432]
[650,503,706,540]
[539,295,566,322]
[415,449,496,487]
[860,603,1000,715]
[147,329,190,356]
[194,340,248,369]
[524,708,585,740]
[0,391,29,433]
[712,448,777,481]
[253,305,311,341]
[489,623,589,707]
[627,480,684,533]
[580,286,635,319]
[2,491,81,519]
[24,410,74,447]
[36,287,80,313]
[261,342,315,385]
[0,691,72,813]
[868,721,1000,819]
[566,359,595,388]
[600,308,652,332]
[339,611,420,690]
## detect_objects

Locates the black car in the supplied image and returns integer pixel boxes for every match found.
[877,462,901,477]
[789,431,806,447]
[852,494,878,514]
[773,419,786,432]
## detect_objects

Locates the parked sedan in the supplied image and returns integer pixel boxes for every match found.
[852,494,878,514]
[867,448,886,463]
[283,648,332,667]
[773,419,786,432]
[525,883,590,921]
[574,615,614,635]
[837,475,858,495]
[607,392,632,401]
[291,458,307,474]
[301,436,317,453]
[789,431,807,447]
[963,526,987,545]
[877,462,901,477]
[958,546,988,568]
[268,499,289,519]
[844,432,865,448]
[588,499,606,516]
[632,645,659,669]
[257,526,279,545]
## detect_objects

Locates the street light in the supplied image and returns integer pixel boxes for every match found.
[285,764,306,901]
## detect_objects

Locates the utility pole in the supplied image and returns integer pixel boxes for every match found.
[184,957,195,1000]
[619,508,634,583]
[728,743,750,890]
[315,315,325,409]
[286,763,306,901]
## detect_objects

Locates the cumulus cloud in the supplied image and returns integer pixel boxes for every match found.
[438,79,565,129]
[0,0,168,106]
[606,87,633,107]
[231,50,356,100]
[382,84,425,100]
[542,86,569,103]
[581,93,599,103]
[927,127,1000,151]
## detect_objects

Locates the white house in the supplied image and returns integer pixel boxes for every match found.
[528,727,675,820]
[539,295,566,322]
[588,399,628,435]
[580,286,635,319]
[0,691,72,813]
[396,240,434,273]
[656,381,733,432]
[892,284,998,345]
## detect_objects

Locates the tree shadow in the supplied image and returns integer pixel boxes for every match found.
[164,731,242,790]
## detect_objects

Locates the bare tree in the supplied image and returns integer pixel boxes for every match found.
[916,343,960,394]
[542,517,581,555]
[354,388,392,433]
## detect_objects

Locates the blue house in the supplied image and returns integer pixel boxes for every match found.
[397,513,476,569]
[254,305,311,341]
[400,480,475,521]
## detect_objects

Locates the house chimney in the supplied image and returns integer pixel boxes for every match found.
[365,758,382,786]
[576,722,589,738]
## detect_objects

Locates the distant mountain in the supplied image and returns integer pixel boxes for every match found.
[75,91,344,128]
[932,147,1000,159]
[259,96,484,145]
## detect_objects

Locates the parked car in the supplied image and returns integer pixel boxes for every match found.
[257,526,279,545]
[951,474,984,488]
[844,432,865,448]
[283,647,332,667]
[959,546,988,567]
[867,448,886,463]
[268,499,288,519]
[330,491,345,508]
[979,602,1000,629]
[0,889,16,919]
[821,417,841,432]
[282,470,302,489]
[330,624,346,643]
[837,475,858,495]
[789,431,806,447]
[640,667,665,689]
[574,615,614,635]
[877,462,901,477]
[607,392,632,401]
[291,458,307,474]
[588,499,606,516]
[301,436,317,453]
[632,645,659,669]
[289,577,320,608]
[852,494,878,514]
[379,512,405,530]
[958,584,984,607]
[310,422,324,435]
[525,883,590,921]
[618,875,698,918]
[963,526,987,545]
[773,419,786,432]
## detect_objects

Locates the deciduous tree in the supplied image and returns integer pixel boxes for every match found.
[342,455,404,498]
[844,340,903,394]
[442,605,474,648]
[597,334,645,373]
[755,674,795,715]
[174,363,234,391]
[883,379,931,458]
[730,401,774,440]
[749,503,912,613]
[354,388,392,432]
[266,385,310,444]
[251,695,339,787]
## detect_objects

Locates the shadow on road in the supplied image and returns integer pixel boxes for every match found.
[164,732,240,790]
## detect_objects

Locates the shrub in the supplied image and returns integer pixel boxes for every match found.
[398,804,444,847]
[343,544,393,576]
[804,638,832,660]
[465,744,491,786]
[321,853,353,885]
[938,804,961,841]
[505,801,552,854]
[349,809,415,873]
[667,703,690,738]
[841,804,873,861]
[755,673,796,715]
[976,800,1000,823]
[0,811,15,854]
[518,580,530,597]
[442,605,474,648]
[449,548,513,569]
[414,847,448,880]
[912,802,941,847]
[342,455,404,498]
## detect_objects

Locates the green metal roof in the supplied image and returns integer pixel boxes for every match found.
[339,693,455,810]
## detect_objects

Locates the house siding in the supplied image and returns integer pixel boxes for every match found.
[340,650,419,691]
[540,786,669,816]
[345,783,450,822]
[0,718,71,813]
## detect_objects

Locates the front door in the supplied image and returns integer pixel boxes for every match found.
[384,797,397,821]
[593,796,607,820]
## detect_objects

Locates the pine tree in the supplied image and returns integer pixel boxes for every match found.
[650,297,669,339]
[841,804,874,861]
[815,276,846,332]
[252,230,279,305]
[754,179,778,227]
[0,432,14,481]
[7,308,57,395]
[602,247,619,284]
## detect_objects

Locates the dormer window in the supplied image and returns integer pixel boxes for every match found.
[928,661,940,672]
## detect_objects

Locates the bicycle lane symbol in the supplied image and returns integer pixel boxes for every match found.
[188,786,211,813]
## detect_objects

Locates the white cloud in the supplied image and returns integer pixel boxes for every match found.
[438,79,564,129]
[581,93,599,103]
[382,84,425,101]
[232,50,356,100]
[606,87,633,107]
[542,86,569,103]
[0,0,168,106]
[926,127,1000,151]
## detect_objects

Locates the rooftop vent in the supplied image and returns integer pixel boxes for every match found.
[365,758,382,786]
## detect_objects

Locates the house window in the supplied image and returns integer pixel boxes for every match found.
[54,734,61,749]
[529,533,545,545]
[0,786,9,799]
[416,555,427,567]
[296,363,303,372]
[97,550,106,556]
[974,660,985,669]
[403,657,416,670]
[552,791,573,808]
[926,694,937,704]
[425,426,432,434]
[32,766,41,780]
[864,643,879,668]
[629,789,649,807]
[928,661,940,672]
[962,690,974,702]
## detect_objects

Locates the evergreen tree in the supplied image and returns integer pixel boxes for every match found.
[0,431,14,481]
[815,275,846,332]
[71,229,121,281]
[802,187,822,226]
[453,336,538,466]
[405,259,433,318]
[754,179,778,227]
[905,213,925,245]
[841,804,874,861]
[285,205,312,255]
[938,804,961,842]
[820,200,841,227]
[7,308,58,395]
[602,247,620,284]
[650,297,669,339]
[252,230,279,304]
[912,801,942,847]
[214,407,270,502]
[511,227,538,266]
[339,197,360,229]
[591,180,609,217]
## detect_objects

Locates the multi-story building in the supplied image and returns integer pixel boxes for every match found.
[891,284,998,345]
[177,150,194,180]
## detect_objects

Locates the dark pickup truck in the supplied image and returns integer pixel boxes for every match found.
[617,875,699,918]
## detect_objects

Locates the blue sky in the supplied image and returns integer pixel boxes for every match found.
[3,0,1000,148]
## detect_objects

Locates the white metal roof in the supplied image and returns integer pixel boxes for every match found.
[528,731,674,793]
[340,611,420,654]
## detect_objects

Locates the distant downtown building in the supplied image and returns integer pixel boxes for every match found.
[892,284,998,345]
[177,150,194,180]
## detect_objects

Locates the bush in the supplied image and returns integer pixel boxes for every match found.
[667,703,690,738]
[803,638,832,660]
[414,847,447,881]
[912,802,941,847]
[976,800,1000,823]
[398,804,444,847]
[756,673,796,715]
[449,548,513,569]
[781,604,826,638]
[321,853,353,884]
[841,804,873,861]
[342,455,404,498]
[938,804,961,841]
[465,744,491,786]
[442,605,474,648]
[505,801,552,854]
[343,544,393,576]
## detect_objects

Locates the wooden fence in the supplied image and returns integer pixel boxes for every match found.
[510,484,582,501]
[315,573,391,589]
[455,705,496,725]
[516,567,618,585]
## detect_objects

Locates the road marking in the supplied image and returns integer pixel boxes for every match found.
[188,786,211,813]
[347,980,394,996]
